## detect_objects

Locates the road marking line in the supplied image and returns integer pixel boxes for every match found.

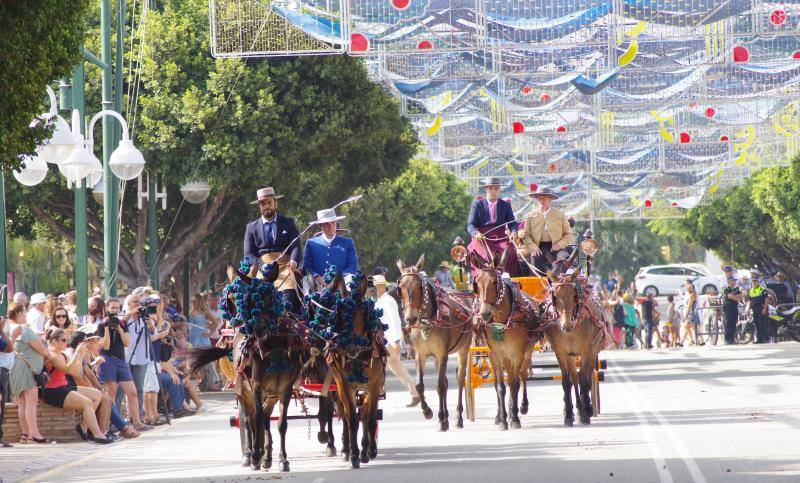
[610,354,709,483]
[607,369,674,483]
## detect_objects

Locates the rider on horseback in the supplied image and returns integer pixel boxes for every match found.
[519,186,576,274]
[467,177,519,276]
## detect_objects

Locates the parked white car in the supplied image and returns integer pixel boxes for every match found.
[635,264,722,296]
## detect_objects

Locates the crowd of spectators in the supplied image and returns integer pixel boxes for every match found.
[0,287,223,447]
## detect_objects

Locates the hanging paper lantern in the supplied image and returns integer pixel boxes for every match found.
[733,45,749,63]
[350,33,369,52]
[720,135,729,142]
[521,85,533,95]
[705,107,715,118]
[539,93,552,102]
[530,183,538,192]
[770,9,787,26]
[793,51,800,60]
[391,0,410,10]
[644,199,652,208]
[679,132,691,143]
[560,186,569,191]
[549,163,557,173]
[671,202,678,207]
[556,125,567,133]
[417,40,433,50]
[512,121,524,134]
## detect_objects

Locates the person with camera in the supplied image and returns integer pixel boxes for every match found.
[98,298,150,432]
[122,294,160,425]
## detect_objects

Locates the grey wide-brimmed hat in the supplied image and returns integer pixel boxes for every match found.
[528,186,560,199]
[479,177,503,187]
[250,187,284,205]
[313,208,346,224]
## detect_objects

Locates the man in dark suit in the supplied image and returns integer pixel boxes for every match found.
[466,177,519,276]
[243,187,301,311]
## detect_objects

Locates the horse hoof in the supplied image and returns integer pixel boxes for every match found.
[510,420,521,430]
[342,451,350,462]
[520,403,529,415]
[262,459,272,470]
[438,421,448,432]
[317,431,329,445]
[368,447,378,459]
[350,457,361,469]
[456,418,464,429]
[251,464,260,471]
[360,453,370,464]
[494,415,501,425]
[326,446,337,457]
[564,417,574,427]
[280,461,290,472]
[241,455,251,467]
[580,416,591,425]
[498,421,508,431]
[423,407,433,420]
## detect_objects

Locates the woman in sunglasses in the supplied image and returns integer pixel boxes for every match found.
[43,329,111,444]
[44,307,73,335]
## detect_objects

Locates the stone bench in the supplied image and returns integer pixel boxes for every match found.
[2,402,80,443]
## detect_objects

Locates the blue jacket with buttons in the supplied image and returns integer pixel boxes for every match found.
[302,236,358,277]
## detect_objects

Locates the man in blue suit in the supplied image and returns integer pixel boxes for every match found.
[466,177,519,276]
[243,187,302,309]
[303,208,358,287]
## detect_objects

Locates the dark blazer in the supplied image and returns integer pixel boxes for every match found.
[243,214,301,265]
[467,198,517,236]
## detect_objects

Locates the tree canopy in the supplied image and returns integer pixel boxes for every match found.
[0,1,91,171]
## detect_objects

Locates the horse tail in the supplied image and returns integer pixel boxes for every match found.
[186,346,230,377]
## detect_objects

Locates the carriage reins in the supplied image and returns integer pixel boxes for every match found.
[474,268,547,341]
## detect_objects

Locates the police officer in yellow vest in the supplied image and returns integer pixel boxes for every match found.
[519,186,576,273]
[747,269,770,343]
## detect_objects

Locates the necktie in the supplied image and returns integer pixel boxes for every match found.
[488,202,497,224]
[264,222,274,246]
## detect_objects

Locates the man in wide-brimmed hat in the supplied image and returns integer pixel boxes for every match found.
[519,186,576,273]
[466,177,520,276]
[302,208,358,286]
[434,261,455,290]
[243,187,302,309]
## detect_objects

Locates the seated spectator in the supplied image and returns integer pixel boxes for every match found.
[43,329,111,444]
[69,331,139,440]
[8,302,50,443]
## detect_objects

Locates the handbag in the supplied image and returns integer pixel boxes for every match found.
[15,350,51,388]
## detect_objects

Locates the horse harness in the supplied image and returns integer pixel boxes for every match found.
[397,272,473,331]
[546,275,613,346]
[475,268,551,339]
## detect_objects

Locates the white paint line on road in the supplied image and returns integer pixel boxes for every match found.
[607,365,675,483]
[609,354,709,483]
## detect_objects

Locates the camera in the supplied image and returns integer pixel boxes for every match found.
[106,313,120,330]
[139,295,160,317]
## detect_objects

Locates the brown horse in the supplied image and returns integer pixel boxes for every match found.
[188,262,303,471]
[310,272,386,469]
[470,250,539,430]
[544,250,612,426]
[396,254,473,431]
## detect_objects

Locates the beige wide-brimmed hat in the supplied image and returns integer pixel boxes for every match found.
[313,208,345,224]
[250,187,284,205]
[372,275,388,286]
[528,186,560,199]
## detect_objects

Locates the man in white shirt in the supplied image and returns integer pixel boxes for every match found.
[373,275,419,407]
[26,293,47,335]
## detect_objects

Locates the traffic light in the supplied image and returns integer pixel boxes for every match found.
[660,245,671,261]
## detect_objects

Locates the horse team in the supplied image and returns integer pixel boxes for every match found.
[188,241,612,472]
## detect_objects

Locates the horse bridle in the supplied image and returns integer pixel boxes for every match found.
[397,272,435,322]
[476,268,508,309]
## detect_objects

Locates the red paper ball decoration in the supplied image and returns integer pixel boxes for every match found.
[644,199,653,208]
[539,93,552,102]
[793,51,800,60]
[720,135,729,142]
[391,0,411,10]
[549,163,558,173]
[530,183,538,192]
[560,186,569,191]
[417,40,433,50]
[671,202,678,207]
[733,45,749,63]
[512,121,525,134]
[679,132,692,143]
[521,85,533,95]
[770,9,787,26]
[705,107,715,118]
[556,125,567,133]
[350,33,369,52]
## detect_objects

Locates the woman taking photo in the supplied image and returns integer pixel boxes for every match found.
[7,302,50,444]
[43,329,111,444]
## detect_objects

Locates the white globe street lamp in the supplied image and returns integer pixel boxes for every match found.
[180,181,211,204]
[92,179,104,205]
[87,110,145,181]
[60,140,98,185]
[12,155,49,187]
[34,86,76,164]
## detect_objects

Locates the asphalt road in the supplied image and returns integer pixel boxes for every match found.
[6,343,800,483]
